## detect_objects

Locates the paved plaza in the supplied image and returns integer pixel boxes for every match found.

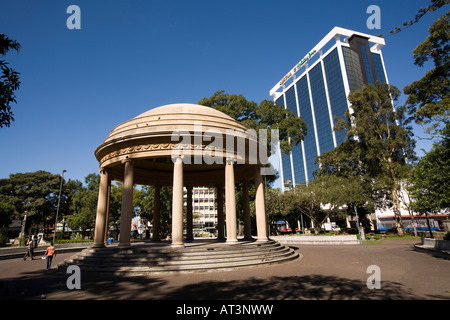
[0,239,449,301]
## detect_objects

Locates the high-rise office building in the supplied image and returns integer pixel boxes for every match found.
[270,27,389,191]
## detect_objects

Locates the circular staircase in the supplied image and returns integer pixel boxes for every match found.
[57,239,299,276]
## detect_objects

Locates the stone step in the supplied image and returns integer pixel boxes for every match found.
[62,250,299,275]
[83,240,282,255]
[64,247,294,267]
[58,240,299,275]
[75,243,287,261]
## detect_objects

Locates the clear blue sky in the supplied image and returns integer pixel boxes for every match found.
[0,0,444,187]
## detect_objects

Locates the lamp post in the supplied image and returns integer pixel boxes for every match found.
[53,170,66,242]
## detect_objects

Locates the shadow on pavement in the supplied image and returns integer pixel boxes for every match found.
[160,275,446,300]
[1,269,447,300]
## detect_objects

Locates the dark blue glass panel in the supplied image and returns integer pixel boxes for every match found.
[323,48,348,146]
[309,63,334,155]
[275,96,284,108]
[360,44,374,85]
[281,152,292,183]
[285,86,298,116]
[291,143,306,185]
[371,53,387,84]
[295,76,318,182]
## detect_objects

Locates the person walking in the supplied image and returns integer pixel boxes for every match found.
[43,242,56,270]
[23,236,35,260]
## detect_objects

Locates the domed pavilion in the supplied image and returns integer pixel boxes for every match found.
[92,103,270,248]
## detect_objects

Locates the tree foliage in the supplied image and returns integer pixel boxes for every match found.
[0,171,81,228]
[0,34,21,128]
[403,7,450,136]
[198,90,307,155]
[317,83,416,234]
[408,123,450,214]
[279,182,324,234]
[67,173,101,234]
[383,0,449,37]
[135,185,173,238]
[0,201,15,227]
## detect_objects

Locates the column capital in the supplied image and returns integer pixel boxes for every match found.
[121,157,134,165]
[99,167,109,174]
[172,154,185,163]
[226,157,234,165]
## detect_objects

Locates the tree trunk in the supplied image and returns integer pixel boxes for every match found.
[387,156,404,236]
[392,187,404,235]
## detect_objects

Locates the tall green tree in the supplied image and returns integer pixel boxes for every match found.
[0,201,15,227]
[66,174,139,238]
[0,171,81,231]
[199,90,307,156]
[329,82,416,235]
[264,187,284,224]
[0,34,21,128]
[67,173,100,235]
[280,182,325,234]
[135,185,172,238]
[408,122,450,215]
[403,5,449,137]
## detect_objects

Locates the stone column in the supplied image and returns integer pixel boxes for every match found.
[93,168,110,248]
[103,178,111,243]
[242,181,252,239]
[216,184,225,240]
[186,186,193,241]
[225,158,238,243]
[119,158,134,248]
[152,185,161,241]
[254,166,268,241]
[171,156,184,247]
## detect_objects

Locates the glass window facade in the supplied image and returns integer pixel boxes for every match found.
[309,63,334,155]
[284,86,306,184]
[371,53,387,84]
[291,143,305,184]
[323,48,348,145]
[342,46,364,92]
[276,96,293,184]
[285,86,297,116]
[296,76,317,182]
[360,44,375,85]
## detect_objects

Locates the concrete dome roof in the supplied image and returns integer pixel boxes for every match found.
[99,103,252,147]
[136,103,235,120]
[94,103,262,186]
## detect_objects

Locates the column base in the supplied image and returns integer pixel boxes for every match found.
[118,243,131,249]
[226,239,238,244]
[171,242,185,248]
[256,237,269,242]
[92,243,105,248]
